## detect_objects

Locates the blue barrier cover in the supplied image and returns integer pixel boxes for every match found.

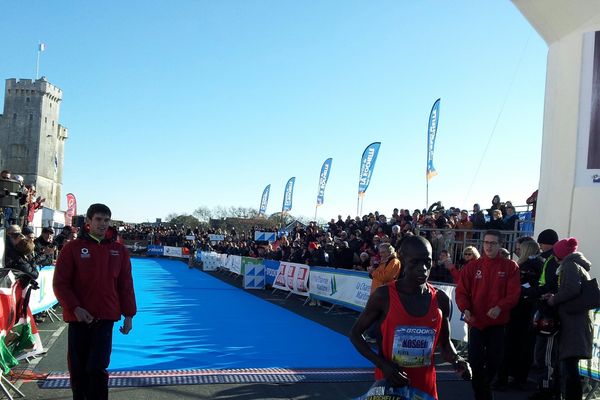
[263,259,280,286]
[147,245,164,256]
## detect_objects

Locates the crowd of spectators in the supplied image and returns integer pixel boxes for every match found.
[1,169,46,229]
[118,195,533,285]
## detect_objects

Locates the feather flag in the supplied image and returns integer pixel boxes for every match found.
[426,99,441,181]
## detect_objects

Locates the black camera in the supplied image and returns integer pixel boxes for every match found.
[0,179,22,208]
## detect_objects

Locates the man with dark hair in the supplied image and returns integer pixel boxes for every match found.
[53,226,74,251]
[54,203,136,400]
[529,228,561,400]
[456,230,521,400]
[350,235,470,399]
[33,227,55,267]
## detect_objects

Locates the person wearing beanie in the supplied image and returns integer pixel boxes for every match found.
[552,237,578,261]
[529,228,561,400]
[544,237,593,400]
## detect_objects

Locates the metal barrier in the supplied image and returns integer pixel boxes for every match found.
[417,223,534,284]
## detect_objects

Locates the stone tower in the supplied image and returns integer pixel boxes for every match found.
[0,77,68,210]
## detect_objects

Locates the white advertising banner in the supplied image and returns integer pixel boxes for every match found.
[272,261,309,297]
[30,266,59,315]
[163,246,183,258]
[200,252,220,271]
[430,282,468,342]
[228,255,242,275]
[309,267,371,311]
[208,234,225,242]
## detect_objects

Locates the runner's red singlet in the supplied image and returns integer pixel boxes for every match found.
[374,282,442,400]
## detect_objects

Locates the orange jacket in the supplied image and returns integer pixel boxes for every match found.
[370,257,401,294]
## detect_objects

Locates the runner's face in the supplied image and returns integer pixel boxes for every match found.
[403,245,432,285]
[87,213,111,238]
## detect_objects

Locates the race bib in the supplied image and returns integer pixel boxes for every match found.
[391,326,435,368]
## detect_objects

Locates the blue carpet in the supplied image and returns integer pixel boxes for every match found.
[109,258,371,371]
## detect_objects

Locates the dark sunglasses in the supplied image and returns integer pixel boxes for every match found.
[464,253,473,256]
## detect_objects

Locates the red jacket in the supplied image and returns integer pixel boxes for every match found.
[53,228,137,322]
[455,255,520,329]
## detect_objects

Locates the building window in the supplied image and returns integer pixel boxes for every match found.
[50,103,52,108]
[13,113,17,119]
[7,89,10,94]
[45,117,47,123]
[26,97,30,103]
[29,114,33,121]
[52,121,55,127]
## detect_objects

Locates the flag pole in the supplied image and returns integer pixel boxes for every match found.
[35,43,41,79]
[356,195,360,217]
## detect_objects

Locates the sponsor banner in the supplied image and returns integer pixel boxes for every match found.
[259,184,270,216]
[242,257,265,290]
[185,235,195,240]
[358,142,381,196]
[30,266,58,315]
[430,281,468,342]
[226,255,242,275]
[426,99,441,181]
[147,245,164,256]
[163,246,182,258]
[272,261,309,297]
[123,240,147,254]
[219,253,228,268]
[580,309,600,380]
[208,234,225,242]
[309,267,371,311]
[263,259,280,286]
[254,231,276,242]
[198,251,220,271]
[316,158,332,206]
[282,177,296,212]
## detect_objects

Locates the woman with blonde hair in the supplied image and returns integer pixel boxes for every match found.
[368,243,401,295]
[445,246,480,283]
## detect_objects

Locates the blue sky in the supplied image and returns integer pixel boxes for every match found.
[0,1,548,223]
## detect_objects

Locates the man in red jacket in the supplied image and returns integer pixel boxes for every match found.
[54,203,137,400]
[456,230,520,400]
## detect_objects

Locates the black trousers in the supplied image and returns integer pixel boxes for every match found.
[68,321,114,400]
[468,325,506,400]
[561,357,582,400]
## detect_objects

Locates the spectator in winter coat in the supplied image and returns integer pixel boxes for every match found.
[545,238,593,400]
[368,243,401,295]
[456,230,521,400]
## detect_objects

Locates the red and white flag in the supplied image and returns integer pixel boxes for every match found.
[66,193,77,226]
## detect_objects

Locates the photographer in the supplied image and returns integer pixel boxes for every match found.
[0,170,23,227]
[34,227,56,268]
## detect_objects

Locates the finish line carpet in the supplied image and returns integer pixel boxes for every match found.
[42,257,376,388]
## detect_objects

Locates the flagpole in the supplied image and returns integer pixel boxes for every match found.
[356,195,360,217]
[314,205,318,221]
[35,43,41,79]
[426,180,429,212]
